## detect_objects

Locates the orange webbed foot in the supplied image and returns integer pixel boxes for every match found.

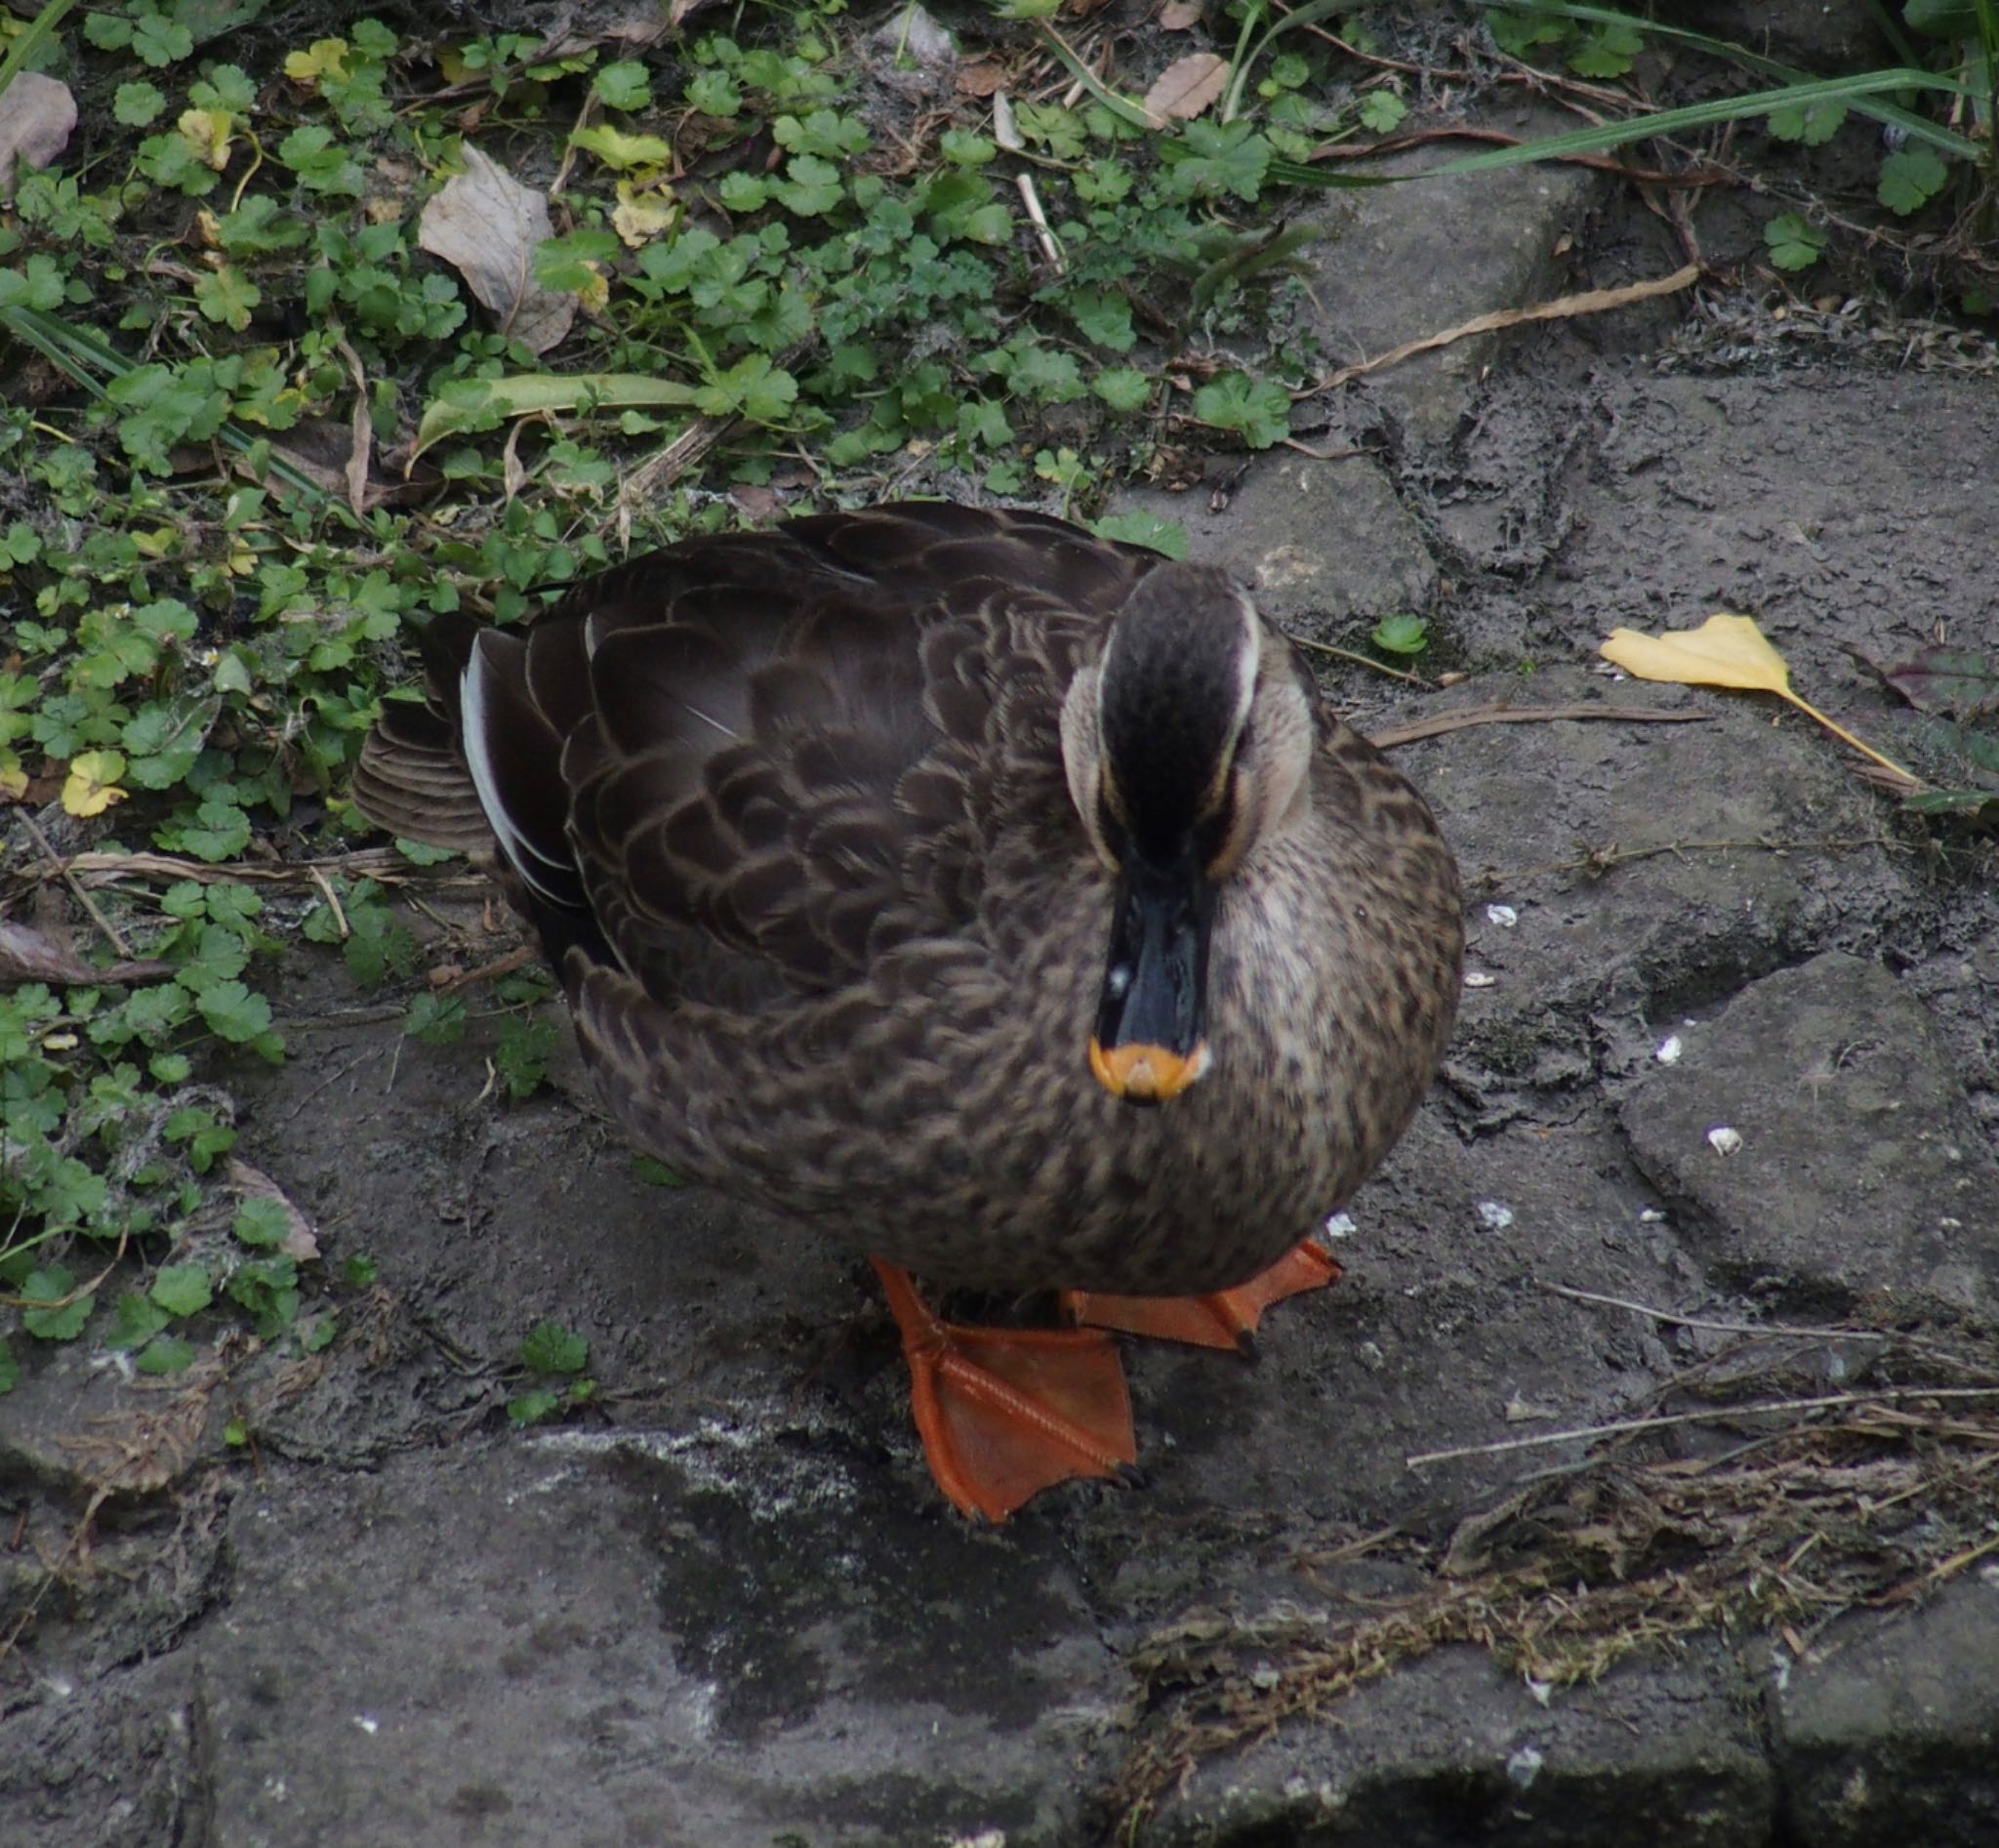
[1061,1238,1342,1355]
[871,1258,1136,1522]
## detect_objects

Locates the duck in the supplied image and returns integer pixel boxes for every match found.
[352,501,1463,1521]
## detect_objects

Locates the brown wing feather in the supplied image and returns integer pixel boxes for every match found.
[355,503,1164,1011]
[349,698,492,853]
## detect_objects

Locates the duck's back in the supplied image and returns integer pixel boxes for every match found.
[357,504,1162,1014]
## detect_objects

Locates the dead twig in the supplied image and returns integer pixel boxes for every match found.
[1292,634,1429,687]
[434,944,537,992]
[1315,263,1703,393]
[307,864,350,939]
[1015,171,1064,269]
[1407,1385,1999,1469]
[17,810,133,957]
[1313,126,1732,192]
[54,846,479,893]
[1537,1281,1895,1344]
[1481,834,1897,885]
[1369,702,1715,749]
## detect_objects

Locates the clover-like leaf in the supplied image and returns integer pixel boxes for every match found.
[1878,146,1949,216]
[151,1264,216,1318]
[21,1266,93,1341]
[1764,213,1826,273]
[197,980,273,1044]
[1190,371,1291,448]
[62,750,129,817]
[520,1319,590,1376]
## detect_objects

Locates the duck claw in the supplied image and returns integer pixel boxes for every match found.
[872,1258,1136,1522]
[1061,1238,1342,1355]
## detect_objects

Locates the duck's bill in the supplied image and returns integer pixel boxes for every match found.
[1088,854,1215,1105]
[1088,1035,1211,1103]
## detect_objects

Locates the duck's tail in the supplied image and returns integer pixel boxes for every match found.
[350,613,491,854]
[352,613,611,973]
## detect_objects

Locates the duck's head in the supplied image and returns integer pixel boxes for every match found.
[1061,563,1316,1105]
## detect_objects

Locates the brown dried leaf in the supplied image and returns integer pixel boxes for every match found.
[335,339,372,519]
[0,921,175,988]
[1872,644,1999,719]
[1158,0,1205,27]
[227,1159,322,1264]
[417,146,575,355]
[1144,51,1228,123]
[956,58,1008,98]
[0,70,77,197]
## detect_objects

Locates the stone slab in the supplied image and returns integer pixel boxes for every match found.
[1620,952,1999,1311]
[1774,1579,1999,1847]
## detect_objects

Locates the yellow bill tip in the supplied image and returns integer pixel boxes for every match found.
[1088,1037,1212,1102]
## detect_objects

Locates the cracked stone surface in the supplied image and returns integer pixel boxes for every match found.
[9,38,1999,1848]
[1621,953,1999,1312]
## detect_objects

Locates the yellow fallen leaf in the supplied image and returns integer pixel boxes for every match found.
[1600,611,1791,693]
[0,751,27,803]
[177,106,234,172]
[1601,611,1916,785]
[612,179,677,248]
[62,750,128,817]
[569,124,673,172]
[285,39,350,87]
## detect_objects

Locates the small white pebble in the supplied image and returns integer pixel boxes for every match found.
[1506,1744,1544,1789]
[1639,1208,1667,1223]
[1707,1126,1743,1157]
[1485,903,1518,928]
[1323,1211,1358,1241]
[1654,1034,1683,1064]
[1463,970,1496,988]
[1477,1200,1515,1230]
[353,1715,379,1737]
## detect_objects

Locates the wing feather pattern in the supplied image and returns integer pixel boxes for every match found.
[350,505,1163,1014]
